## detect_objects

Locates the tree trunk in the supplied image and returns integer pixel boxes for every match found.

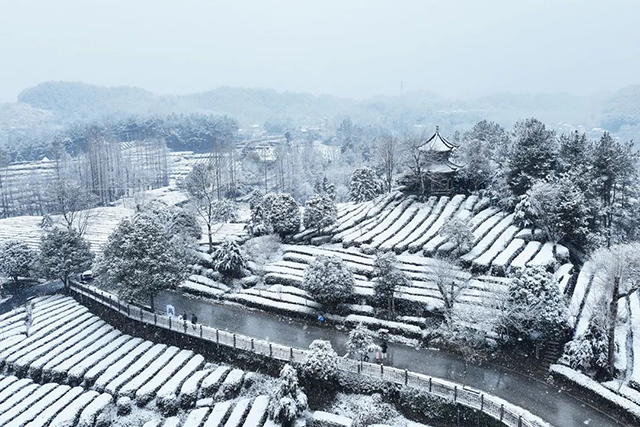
[207,223,213,253]
[150,295,155,312]
[607,276,620,379]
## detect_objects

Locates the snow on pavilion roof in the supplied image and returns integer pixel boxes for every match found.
[418,127,456,153]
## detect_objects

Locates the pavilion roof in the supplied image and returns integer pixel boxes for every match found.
[418,127,456,153]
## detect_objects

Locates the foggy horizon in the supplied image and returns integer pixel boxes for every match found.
[2,0,640,103]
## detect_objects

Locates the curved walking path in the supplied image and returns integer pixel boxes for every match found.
[155,290,626,427]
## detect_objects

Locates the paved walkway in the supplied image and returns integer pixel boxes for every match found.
[155,290,626,427]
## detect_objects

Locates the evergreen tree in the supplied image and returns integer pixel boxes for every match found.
[39,228,94,289]
[514,178,589,245]
[300,340,338,382]
[98,214,190,310]
[211,239,247,278]
[0,240,36,284]
[263,193,301,237]
[507,118,558,196]
[373,252,410,315]
[267,365,308,427]
[303,255,354,312]
[500,267,569,343]
[439,217,474,259]
[591,132,638,245]
[350,167,380,202]
[563,312,609,379]
[346,323,375,361]
[303,195,337,231]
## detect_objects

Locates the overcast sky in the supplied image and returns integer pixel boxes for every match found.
[1,0,638,103]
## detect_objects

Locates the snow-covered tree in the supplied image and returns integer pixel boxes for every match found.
[39,228,94,289]
[439,218,474,259]
[500,267,569,343]
[248,189,264,210]
[300,340,338,381]
[563,310,609,379]
[211,239,247,278]
[589,243,640,379]
[303,255,354,311]
[0,240,36,284]
[263,193,301,237]
[350,167,380,202]
[211,199,239,223]
[303,195,337,231]
[514,178,589,246]
[346,323,375,361]
[246,204,271,237]
[267,365,308,427]
[138,201,202,241]
[98,214,191,310]
[314,176,337,200]
[507,118,558,196]
[182,164,218,252]
[373,252,409,315]
[426,257,469,322]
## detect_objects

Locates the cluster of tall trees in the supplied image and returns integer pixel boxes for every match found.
[454,119,639,249]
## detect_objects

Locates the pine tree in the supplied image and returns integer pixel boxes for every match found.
[507,118,558,196]
[350,167,380,202]
[211,239,247,278]
[268,365,308,427]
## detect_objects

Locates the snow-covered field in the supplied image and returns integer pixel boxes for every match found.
[0,294,283,427]
[293,191,568,276]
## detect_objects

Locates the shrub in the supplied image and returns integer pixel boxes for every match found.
[300,340,338,382]
[211,239,247,278]
[303,256,354,312]
[116,396,132,416]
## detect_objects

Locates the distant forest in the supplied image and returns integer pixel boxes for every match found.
[1,81,640,163]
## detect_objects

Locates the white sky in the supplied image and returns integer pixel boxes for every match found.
[0,0,639,102]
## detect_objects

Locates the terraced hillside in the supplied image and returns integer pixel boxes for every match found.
[0,295,277,427]
[293,191,569,276]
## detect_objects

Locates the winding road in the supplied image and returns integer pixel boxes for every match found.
[155,290,626,427]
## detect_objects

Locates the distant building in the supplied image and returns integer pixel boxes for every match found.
[401,126,461,196]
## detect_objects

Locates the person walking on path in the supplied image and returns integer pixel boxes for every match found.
[191,313,198,329]
[381,341,388,361]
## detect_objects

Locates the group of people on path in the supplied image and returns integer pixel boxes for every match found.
[178,311,198,329]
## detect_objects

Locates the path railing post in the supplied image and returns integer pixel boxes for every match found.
[429,377,432,392]
[233,334,236,348]
[518,415,522,427]
[289,347,293,361]
[269,343,272,358]
[216,329,219,347]
[454,385,457,401]
[404,369,408,385]
[500,404,504,421]
[251,338,254,351]
[480,394,484,411]
[200,325,203,338]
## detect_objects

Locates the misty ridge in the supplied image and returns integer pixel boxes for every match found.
[2,81,640,149]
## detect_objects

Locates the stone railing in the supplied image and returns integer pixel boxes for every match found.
[69,282,552,427]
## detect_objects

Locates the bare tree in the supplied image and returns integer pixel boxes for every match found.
[378,135,396,193]
[426,257,470,322]
[182,164,216,252]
